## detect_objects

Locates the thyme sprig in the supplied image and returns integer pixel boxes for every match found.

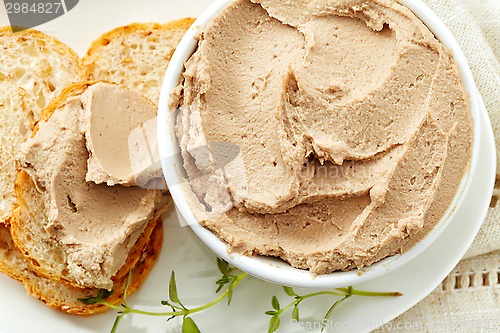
[265,286,403,333]
[78,258,248,333]
[78,258,401,333]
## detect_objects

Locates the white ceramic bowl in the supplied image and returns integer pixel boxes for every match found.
[158,0,481,288]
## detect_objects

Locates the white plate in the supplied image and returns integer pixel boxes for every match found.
[0,1,495,332]
[0,92,494,333]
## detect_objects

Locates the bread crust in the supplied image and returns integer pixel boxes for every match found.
[84,19,194,59]
[36,81,94,125]
[82,18,195,104]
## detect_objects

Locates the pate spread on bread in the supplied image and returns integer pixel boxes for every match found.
[11,82,169,290]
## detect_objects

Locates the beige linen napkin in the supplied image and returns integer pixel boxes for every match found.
[376,0,499,331]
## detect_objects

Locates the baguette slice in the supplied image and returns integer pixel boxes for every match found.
[0,220,163,315]
[0,27,86,224]
[83,19,195,105]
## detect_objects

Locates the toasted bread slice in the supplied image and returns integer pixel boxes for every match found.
[0,220,163,315]
[9,82,170,290]
[0,27,85,224]
[83,19,195,105]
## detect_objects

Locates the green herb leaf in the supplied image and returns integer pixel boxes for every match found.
[271,296,280,310]
[265,310,277,316]
[98,289,114,300]
[216,275,231,293]
[227,285,234,305]
[292,304,300,321]
[283,286,297,297]
[216,276,230,284]
[182,317,201,333]
[268,314,281,333]
[77,289,114,305]
[169,271,185,309]
[216,258,232,276]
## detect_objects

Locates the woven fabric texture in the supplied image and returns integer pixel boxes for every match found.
[377,1,499,331]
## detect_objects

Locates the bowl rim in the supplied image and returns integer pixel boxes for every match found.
[157,0,482,288]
